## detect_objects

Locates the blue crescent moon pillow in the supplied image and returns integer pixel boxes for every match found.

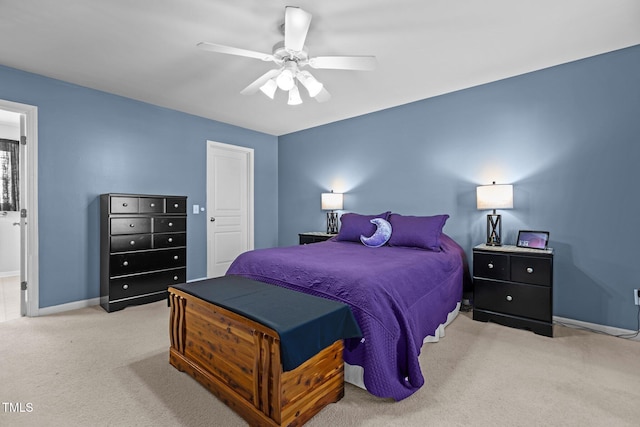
[360,218,392,248]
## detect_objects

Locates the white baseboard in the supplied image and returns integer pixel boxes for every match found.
[34,280,210,317]
[554,315,640,341]
[38,297,101,316]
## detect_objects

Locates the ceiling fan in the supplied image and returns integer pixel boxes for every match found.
[197,6,376,105]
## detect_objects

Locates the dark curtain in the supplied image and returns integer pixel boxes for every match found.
[0,138,19,211]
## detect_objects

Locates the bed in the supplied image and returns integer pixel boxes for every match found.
[227,212,468,401]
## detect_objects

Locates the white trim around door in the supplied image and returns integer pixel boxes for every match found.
[0,99,39,317]
[206,140,254,277]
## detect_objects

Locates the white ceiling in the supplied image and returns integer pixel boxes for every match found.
[1,0,639,136]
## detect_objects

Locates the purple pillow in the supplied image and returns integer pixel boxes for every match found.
[388,214,449,251]
[336,212,391,242]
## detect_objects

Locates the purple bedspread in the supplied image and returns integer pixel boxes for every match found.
[227,234,465,400]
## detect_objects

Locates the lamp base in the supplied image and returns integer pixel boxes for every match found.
[326,212,338,234]
[486,213,502,246]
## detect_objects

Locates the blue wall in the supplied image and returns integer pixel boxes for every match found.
[0,65,279,309]
[278,45,640,331]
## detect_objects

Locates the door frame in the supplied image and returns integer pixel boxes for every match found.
[206,140,254,277]
[0,99,39,317]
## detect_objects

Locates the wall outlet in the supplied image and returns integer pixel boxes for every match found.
[634,289,640,306]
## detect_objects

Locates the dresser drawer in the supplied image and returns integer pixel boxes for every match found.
[139,197,164,213]
[511,256,552,286]
[110,234,152,253]
[473,252,509,281]
[110,248,186,276]
[110,196,139,214]
[474,279,551,322]
[109,268,186,301]
[111,217,151,235]
[166,197,187,214]
[154,217,186,233]
[153,232,186,249]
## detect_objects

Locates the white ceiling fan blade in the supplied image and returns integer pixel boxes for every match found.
[197,42,274,62]
[314,87,331,103]
[309,56,377,71]
[284,6,312,52]
[240,69,282,95]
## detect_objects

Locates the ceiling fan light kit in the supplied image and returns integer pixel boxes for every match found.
[197,6,376,106]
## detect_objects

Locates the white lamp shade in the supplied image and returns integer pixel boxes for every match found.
[287,85,302,105]
[477,184,513,210]
[259,78,277,99]
[297,71,324,98]
[276,69,295,91]
[321,192,343,210]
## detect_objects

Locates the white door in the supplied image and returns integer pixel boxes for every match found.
[206,141,254,277]
[0,99,38,318]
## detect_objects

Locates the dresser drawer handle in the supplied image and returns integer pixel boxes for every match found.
[168,222,173,227]
[174,203,179,208]
[173,255,179,260]
[122,202,128,207]
[488,263,494,269]
[150,203,155,207]
[527,267,534,274]
[130,240,136,246]
[122,261,129,266]
[506,295,513,302]
[129,223,135,228]
[168,238,173,243]
[122,284,129,290]
[173,276,179,281]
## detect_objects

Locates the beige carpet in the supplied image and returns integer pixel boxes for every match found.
[1,301,638,427]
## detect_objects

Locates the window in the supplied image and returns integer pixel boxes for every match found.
[0,138,19,211]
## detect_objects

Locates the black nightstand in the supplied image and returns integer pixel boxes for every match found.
[299,232,334,245]
[472,244,554,337]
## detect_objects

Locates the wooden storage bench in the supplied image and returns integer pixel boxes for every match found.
[168,276,361,426]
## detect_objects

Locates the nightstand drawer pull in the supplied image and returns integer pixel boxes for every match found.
[506,295,513,302]
[122,261,129,266]
[527,267,534,273]
[122,284,129,290]
[173,276,179,281]
[168,237,173,243]
[173,255,179,260]
[488,263,494,269]
[129,223,135,228]
[130,240,136,246]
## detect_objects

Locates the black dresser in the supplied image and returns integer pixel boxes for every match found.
[472,244,553,337]
[100,193,187,312]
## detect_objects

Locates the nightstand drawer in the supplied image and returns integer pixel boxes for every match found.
[299,232,333,244]
[474,279,551,322]
[473,252,509,281]
[511,256,552,286]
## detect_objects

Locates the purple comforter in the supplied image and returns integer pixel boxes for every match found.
[227,234,464,400]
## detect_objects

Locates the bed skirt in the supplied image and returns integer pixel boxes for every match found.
[343,302,461,390]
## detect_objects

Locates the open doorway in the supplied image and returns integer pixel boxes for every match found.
[0,100,39,321]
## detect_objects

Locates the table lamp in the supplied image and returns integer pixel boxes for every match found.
[321,191,343,234]
[476,182,513,246]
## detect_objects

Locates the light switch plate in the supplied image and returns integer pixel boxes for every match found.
[193,204,199,214]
